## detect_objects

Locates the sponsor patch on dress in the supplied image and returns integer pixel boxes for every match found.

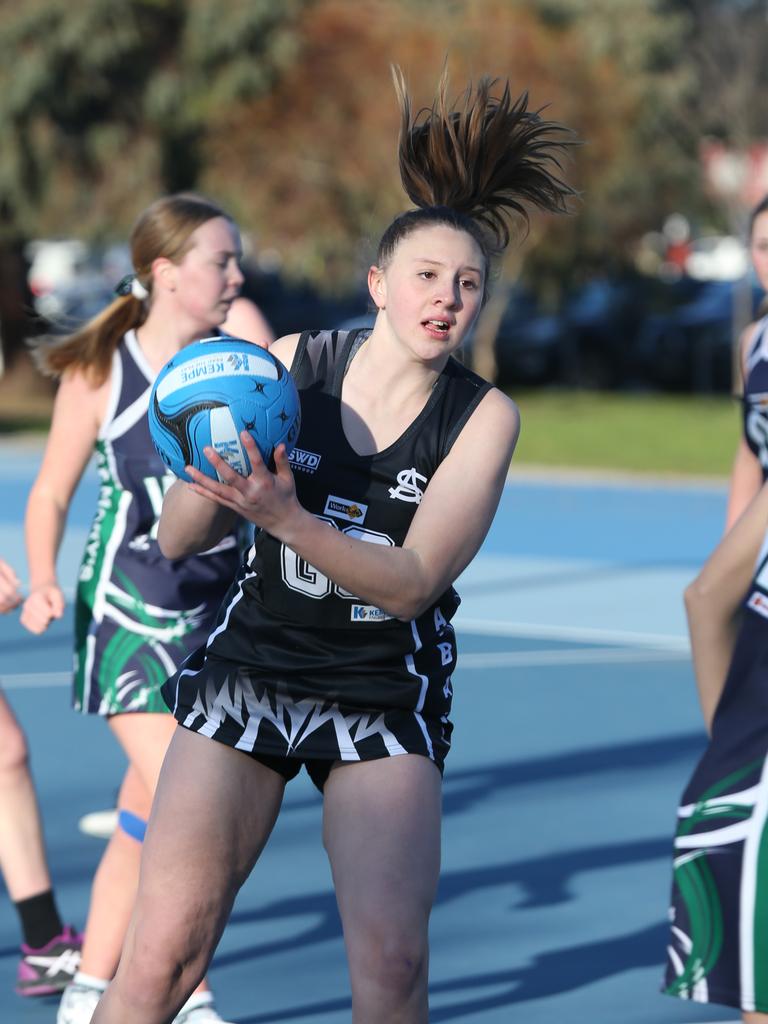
[350,604,393,622]
[289,448,321,473]
[324,495,368,524]
[748,591,768,619]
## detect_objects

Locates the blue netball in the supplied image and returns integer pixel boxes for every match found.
[148,337,301,482]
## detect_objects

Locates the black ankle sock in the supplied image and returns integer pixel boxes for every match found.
[15,890,64,948]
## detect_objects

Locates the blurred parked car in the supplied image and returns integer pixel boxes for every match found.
[559,275,652,389]
[685,235,749,282]
[493,287,565,388]
[26,239,117,334]
[634,278,763,392]
[33,274,116,332]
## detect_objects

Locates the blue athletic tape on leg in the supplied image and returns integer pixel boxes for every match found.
[117,810,147,843]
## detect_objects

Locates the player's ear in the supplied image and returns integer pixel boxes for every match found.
[368,265,386,310]
[152,256,177,294]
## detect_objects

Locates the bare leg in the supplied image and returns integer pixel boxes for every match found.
[92,728,285,1023]
[744,1013,768,1022]
[323,755,442,1024]
[77,765,149,980]
[0,690,52,900]
[75,713,176,982]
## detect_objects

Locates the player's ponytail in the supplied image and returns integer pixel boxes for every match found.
[32,294,146,385]
[32,192,231,386]
[377,66,577,284]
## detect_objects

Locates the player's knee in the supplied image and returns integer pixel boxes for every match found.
[119,938,202,1013]
[0,719,29,777]
[352,926,428,998]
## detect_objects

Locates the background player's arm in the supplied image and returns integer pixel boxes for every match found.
[21,369,105,634]
[182,386,520,620]
[221,296,274,348]
[686,482,768,731]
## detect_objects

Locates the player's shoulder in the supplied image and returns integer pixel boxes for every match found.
[475,386,519,433]
[270,333,302,369]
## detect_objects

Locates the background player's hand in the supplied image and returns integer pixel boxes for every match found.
[20,582,65,634]
[0,558,22,613]
[186,433,300,537]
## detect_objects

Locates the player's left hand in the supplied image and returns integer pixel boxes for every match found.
[0,558,22,614]
[185,431,300,537]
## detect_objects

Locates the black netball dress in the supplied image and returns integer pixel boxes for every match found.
[162,328,492,776]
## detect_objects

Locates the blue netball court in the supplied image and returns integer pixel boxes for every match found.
[0,436,739,1022]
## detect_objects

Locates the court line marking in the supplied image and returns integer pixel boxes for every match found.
[457,618,689,652]
[0,672,70,689]
[460,647,689,668]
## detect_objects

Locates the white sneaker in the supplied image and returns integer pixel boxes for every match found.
[173,991,232,1023]
[56,981,104,1024]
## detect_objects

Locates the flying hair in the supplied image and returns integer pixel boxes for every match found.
[389,65,577,258]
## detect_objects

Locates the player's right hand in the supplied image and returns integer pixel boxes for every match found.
[20,583,65,634]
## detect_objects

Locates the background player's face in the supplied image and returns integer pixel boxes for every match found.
[370,223,485,362]
[751,211,768,292]
[166,216,244,331]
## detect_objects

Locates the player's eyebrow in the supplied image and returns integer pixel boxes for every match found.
[413,258,483,273]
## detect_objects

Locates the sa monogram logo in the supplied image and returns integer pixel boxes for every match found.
[388,468,427,504]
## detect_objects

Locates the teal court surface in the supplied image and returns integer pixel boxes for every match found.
[0,437,742,1022]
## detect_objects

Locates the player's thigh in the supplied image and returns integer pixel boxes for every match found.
[0,688,26,767]
[129,728,286,961]
[323,755,442,938]
[108,711,177,796]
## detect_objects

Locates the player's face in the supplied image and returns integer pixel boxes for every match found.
[370,224,486,362]
[172,217,244,329]
[751,211,768,291]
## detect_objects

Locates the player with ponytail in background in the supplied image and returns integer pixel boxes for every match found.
[21,193,269,1024]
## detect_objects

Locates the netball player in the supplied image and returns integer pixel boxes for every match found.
[20,194,268,1023]
[726,196,768,528]
[664,480,768,1022]
[0,557,82,996]
[92,67,576,1024]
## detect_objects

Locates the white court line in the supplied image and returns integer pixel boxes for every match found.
[0,672,70,689]
[457,617,689,652]
[460,647,690,669]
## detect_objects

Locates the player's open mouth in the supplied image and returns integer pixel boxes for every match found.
[423,319,451,336]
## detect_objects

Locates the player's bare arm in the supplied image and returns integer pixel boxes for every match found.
[21,370,105,634]
[186,388,519,620]
[686,481,768,730]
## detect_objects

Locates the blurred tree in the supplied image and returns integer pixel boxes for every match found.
[0,0,310,373]
[202,0,696,372]
[0,0,764,388]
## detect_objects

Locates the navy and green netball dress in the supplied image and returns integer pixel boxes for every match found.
[743,315,768,472]
[74,330,241,715]
[663,315,768,1010]
[664,533,768,1011]
[162,328,492,778]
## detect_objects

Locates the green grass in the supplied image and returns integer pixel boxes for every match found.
[0,383,741,478]
[509,390,740,477]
